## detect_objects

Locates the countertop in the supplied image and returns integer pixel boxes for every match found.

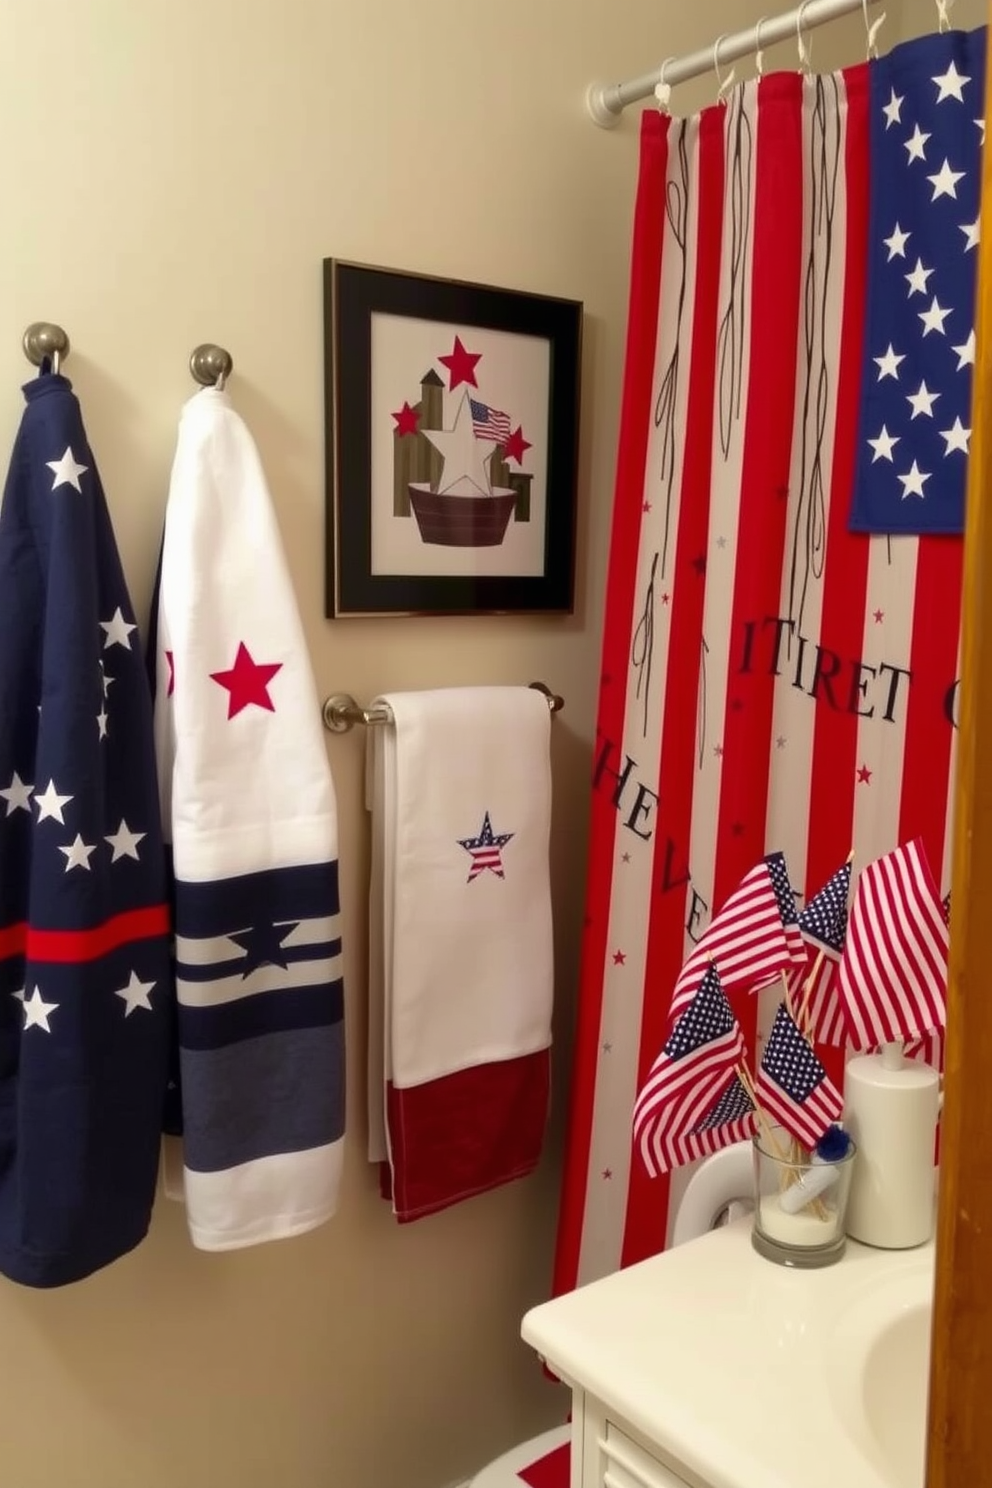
[522,1220,934,1488]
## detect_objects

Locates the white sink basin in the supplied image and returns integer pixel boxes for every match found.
[863,1303,932,1487]
[826,1252,934,1488]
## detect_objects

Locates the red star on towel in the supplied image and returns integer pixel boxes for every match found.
[210,642,282,719]
[457,811,514,881]
[438,335,481,391]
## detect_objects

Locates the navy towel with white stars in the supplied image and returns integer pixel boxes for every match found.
[0,372,172,1287]
[849,26,986,535]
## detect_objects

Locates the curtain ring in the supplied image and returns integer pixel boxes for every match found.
[713,34,737,104]
[797,0,814,73]
[654,57,675,114]
[863,0,886,57]
[754,16,768,77]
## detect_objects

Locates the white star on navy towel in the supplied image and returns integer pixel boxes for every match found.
[19,986,59,1033]
[46,446,88,493]
[849,31,985,535]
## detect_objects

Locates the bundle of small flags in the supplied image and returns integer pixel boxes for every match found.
[633,837,950,1177]
[633,961,754,1178]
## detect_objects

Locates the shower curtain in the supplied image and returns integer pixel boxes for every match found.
[555,24,985,1298]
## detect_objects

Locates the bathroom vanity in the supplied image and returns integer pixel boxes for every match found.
[522,1220,934,1488]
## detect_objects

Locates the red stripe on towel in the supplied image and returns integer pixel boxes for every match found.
[0,905,170,963]
[385,1049,551,1222]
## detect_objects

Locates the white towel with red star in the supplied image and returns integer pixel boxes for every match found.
[367,686,553,1221]
[151,388,345,1250]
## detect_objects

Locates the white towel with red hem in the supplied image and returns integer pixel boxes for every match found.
[367,686,554,1221]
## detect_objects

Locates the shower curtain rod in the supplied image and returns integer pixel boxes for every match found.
[586,0,884,127]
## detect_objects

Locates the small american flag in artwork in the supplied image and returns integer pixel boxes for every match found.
[469,398,512,444]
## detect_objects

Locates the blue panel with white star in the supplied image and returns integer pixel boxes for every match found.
[849,27,986,535]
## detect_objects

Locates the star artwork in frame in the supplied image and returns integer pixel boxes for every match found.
[323,259,582,617]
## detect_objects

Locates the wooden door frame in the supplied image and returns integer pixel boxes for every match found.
[926,18,992,1481]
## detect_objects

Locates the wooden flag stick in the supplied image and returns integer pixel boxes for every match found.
[781,968,795,1021]
[798,948,826,1041]
[737,1061,790,1163]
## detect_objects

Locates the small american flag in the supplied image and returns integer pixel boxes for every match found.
[664,1071,758,1170]
[668,856,796,1023]
[756,1002,842,1149]
[634,962,746,1177]
[469,398,512,444]
[765,850,807,967]
[688,1072,757,1154]
[837,838,949,1048]
[792,860,852,1047]
[904,1025,944,1072]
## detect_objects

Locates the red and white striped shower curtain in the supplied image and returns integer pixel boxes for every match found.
[554,65,963,1296]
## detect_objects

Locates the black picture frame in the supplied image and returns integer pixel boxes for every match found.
[323,259,582,617]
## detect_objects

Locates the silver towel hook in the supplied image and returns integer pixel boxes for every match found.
[189,343,233,392]
[23,322,70,377]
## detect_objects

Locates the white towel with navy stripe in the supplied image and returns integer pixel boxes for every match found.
[151,388,344,1250]
[367,687,553,1222]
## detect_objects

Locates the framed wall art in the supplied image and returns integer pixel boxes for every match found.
[323,259,582,617]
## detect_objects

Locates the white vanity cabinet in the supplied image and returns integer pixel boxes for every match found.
[570,1398,707,1488]
[521,1219,931,1488]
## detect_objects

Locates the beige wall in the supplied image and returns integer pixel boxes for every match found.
[0,3,969,1487]
[896,0,986,40]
